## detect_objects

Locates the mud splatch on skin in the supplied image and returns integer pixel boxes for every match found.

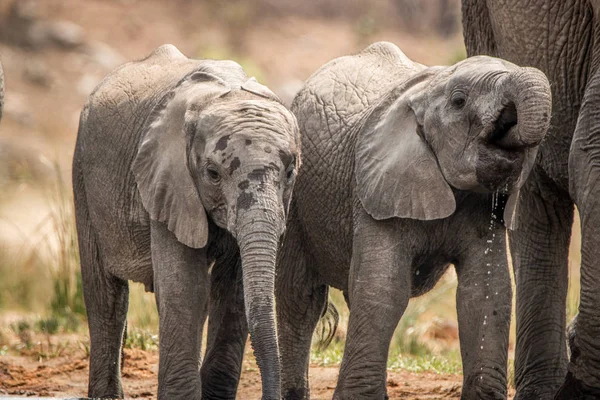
[237,191,257,210]
[248,167,268,181]
[215,134,231,151]
[238,180,250,190]
[229,157,241,174]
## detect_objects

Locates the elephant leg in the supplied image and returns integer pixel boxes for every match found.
[456,219,511,400]
[201,255,248,399]
[151,220,209,400]
[82,261,129,398]
[277,221,327,400]
[334,210,409,400]
[557,69,600,398]
[510,167,574,400]
[76,188,129,398]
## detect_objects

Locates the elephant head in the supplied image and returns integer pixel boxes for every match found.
[133,69,300,399]
[355,56,551,222]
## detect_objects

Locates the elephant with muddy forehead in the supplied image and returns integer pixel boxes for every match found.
[275,42,551,399]
[72,45,299,400]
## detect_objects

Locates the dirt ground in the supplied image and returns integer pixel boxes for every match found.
[0,347,466,399]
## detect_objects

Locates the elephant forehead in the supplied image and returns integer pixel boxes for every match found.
[199,99,297,138]
[210,133,295,161]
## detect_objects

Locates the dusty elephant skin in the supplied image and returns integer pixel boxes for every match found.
[276,41,552,400]
[72,44,300,400]
[462,1,600,399]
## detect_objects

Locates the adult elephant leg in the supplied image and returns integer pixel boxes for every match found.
[151,220,209,400]
[277,218,327,400]
[510,167,574,400]
[557,69,600,398]
[201,255,248,399]
[334,208,410,400]
[456,217,511,400]
[75,167,129,399]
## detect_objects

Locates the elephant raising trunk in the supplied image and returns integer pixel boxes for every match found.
[492,68,552,150]
[234,184,285,399]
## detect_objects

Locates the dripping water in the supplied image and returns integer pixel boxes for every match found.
[480,186,510,355]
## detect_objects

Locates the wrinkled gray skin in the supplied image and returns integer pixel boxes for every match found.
[276,42,551,400]
[72,44,300,400]
[462,1,600,398]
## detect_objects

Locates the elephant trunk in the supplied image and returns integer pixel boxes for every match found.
[235,202,283,400]
[491,67,552,149]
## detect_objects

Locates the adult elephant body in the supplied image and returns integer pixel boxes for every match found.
[277,42,551,399]
[462,1,600,398]
[73,45,299,400]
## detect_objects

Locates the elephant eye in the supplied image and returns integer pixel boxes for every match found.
[286,157,296,182]
[206,165,221,183]
[451,91,467,109]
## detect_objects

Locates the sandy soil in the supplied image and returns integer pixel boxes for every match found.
[0,347,465,399]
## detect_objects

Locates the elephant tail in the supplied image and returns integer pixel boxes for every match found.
[314,300,339,351]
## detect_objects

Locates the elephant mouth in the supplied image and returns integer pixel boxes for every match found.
[209,203,228,228]
[487,101,520,150]
[475,144,524,192]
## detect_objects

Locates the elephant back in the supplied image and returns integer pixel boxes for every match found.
[289,42,423,278]
[72,45,248,284]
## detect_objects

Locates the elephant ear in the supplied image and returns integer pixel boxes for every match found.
[355,88,456,221]
[503,146,539,230]
[133,71,231,248]
[241,77,282,102]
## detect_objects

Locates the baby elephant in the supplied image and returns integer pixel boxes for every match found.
[276,42,551,399]
[73,45,299,400]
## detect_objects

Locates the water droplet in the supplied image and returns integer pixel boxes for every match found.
[415,270,420,276]
[495,291,498,295]
[480,346,484,349]
[487,271,491,274]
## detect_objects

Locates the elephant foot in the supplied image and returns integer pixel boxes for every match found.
[514,387,558,400]
[554,372,600,400]
[283,387,309,400]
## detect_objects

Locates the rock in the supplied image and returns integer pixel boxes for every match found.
[0,1,85,50]
[83,41,126,70]
[44,20,86,49]
[23,59,54,88]
[0,0,43,49]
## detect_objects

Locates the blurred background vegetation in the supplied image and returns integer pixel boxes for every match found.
[0,0,580,384]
